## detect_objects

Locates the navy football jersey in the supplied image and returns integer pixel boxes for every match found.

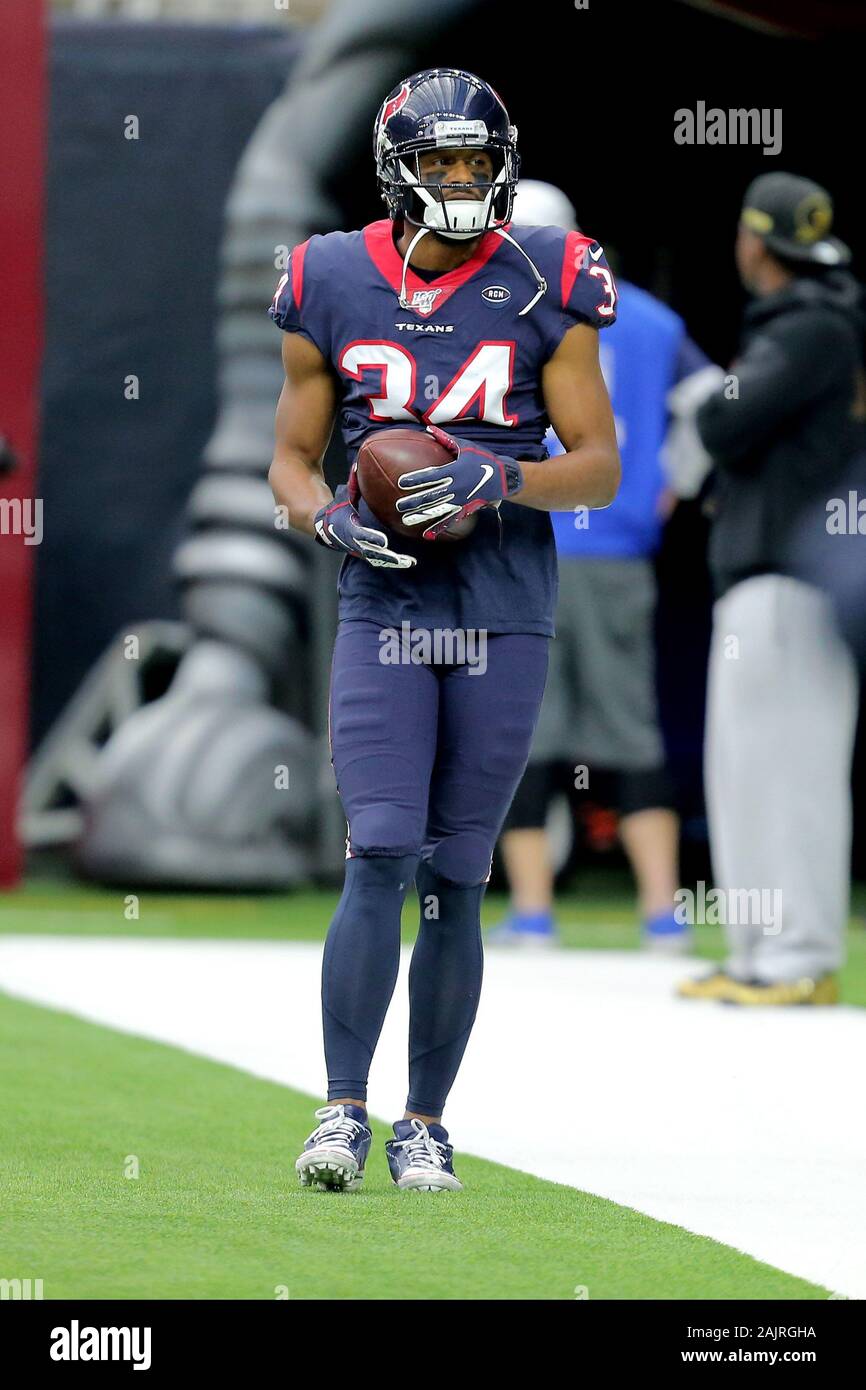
[269,219,616,636]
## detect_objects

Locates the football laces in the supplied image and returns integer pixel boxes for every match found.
[393,1120,448,1171]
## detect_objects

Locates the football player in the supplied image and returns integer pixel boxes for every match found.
[268,67,620,1192]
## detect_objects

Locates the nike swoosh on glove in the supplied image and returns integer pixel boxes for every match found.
[394,425,524,540]
[314,483,416,569]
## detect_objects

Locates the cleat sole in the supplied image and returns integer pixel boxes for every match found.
[395,1173,463,1193]
[295,1145,364,1193]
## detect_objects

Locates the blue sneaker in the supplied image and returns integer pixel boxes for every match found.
[486,911,558,949]
[385,1118,463,1193]
[295,1104,372,1192]
[642,910,692,954]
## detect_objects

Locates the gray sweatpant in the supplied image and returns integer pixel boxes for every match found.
[704,574,858,982]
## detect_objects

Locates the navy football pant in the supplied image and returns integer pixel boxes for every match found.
[323,619,549,1115]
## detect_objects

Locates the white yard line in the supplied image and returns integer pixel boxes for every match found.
[1,934,864,1298]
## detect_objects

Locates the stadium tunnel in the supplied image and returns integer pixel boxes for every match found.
[11,0,866,888]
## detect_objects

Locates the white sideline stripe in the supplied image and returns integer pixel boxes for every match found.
[1,935,864,1299]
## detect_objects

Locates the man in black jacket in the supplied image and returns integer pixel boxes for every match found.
[679,172,862,1005]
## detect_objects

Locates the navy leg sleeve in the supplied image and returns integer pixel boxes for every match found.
[322,853,418,1102]
[407,858,485,1117]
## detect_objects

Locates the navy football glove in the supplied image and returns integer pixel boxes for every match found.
[314,483,416,569]
[395,425,524,540]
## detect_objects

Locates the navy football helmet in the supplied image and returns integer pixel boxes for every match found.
[374,68,519,240]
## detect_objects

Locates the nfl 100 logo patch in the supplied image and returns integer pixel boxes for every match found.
[481,284,512,307]
[410,288,444,316]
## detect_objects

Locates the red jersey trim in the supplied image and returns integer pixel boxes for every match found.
[561,231,595,309]
[292,239,310,312]
[363,219,507,316]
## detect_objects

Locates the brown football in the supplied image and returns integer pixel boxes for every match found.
[355,428,478,542]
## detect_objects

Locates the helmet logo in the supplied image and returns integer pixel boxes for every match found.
[382,82,410,126]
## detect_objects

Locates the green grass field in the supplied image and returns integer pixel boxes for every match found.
[1,873,862,1300]
[0,991,828,1301]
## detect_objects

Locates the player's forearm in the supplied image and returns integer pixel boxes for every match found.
[512,446,621,511]
[268,452,332,537]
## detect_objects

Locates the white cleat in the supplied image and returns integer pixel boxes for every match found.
[385,1118,464,1193]
[295,1104,372,1193]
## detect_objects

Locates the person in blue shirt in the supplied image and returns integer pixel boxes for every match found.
[493,180,709,951]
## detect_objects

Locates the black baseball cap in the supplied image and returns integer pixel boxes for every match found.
[740,172,851,267]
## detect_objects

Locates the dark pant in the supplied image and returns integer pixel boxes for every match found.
[323,619,549,1112]
[329,620,550,882]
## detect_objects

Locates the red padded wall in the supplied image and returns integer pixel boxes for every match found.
[0,0,45,884]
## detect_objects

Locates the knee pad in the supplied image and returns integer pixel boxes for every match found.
[427,832,492,888]
[347,805,422,860]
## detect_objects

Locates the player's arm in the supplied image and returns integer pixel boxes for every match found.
[516,322,621,511]
[269,332,416,569]
[268,332,337,538]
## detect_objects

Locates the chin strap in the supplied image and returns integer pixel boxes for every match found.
[493,226,548,315]
[398,223,432,309]
[397,221,548,317]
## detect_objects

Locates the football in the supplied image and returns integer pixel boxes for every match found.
[355,428,478,542]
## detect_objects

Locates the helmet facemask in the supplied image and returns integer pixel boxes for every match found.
[394,142,518,240]
[377,120,519,240]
